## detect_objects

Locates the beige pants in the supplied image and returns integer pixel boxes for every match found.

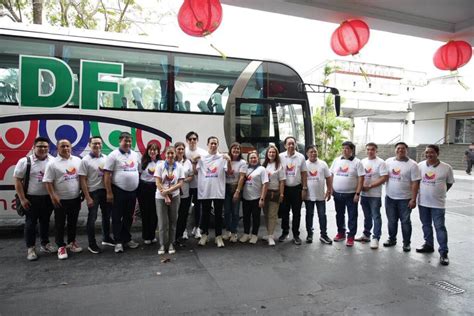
[263,200,279,235]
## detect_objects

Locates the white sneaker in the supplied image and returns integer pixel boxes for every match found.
[191,227,197,236]
[239,234,251,243]
[216,236,225,248]
[114,243,124,253]
[182,230,189,240]
[262,235,269,241]
[195,229,202,239]
[40,243,57,253]
[168,244,176,254]
[249,234,258,244]
[27,247,38,261]
[57,246,68,260]
[268,236,276,246]
[198,234,208,246]
[144,240,152,245]
[67,241,83,253]
[230,233,238,243]
[370,238,379,249]
[158,246,165,255]
[222,231,232,240]
[127,240,139,249]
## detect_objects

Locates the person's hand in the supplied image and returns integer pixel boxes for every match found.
[223,154,231,161]
[279,194,284,203]
[86,196,94,208]
[353,194,360,203]
[258,198,265,208]
[51,194,62,208]
[325,190,331,201]
[301,189,307,201]
[106,192,114,204]
[233,190,240,202]
[408,199,417,209]
[20,197,31,210]
[362,185,370,192]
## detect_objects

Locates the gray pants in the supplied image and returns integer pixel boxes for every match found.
[156,196,180,248]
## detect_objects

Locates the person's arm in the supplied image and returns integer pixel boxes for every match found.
[14,177,31,210]
[363,175,388,191]
[45,182,61,208]
[103,171,113,203]
[325,176,333,201]
[233,172,246,202]
[408,180,420,209]
[259,182,269,208]
[80,175,94,208]
[301,171,308,200]
[192,156,200,175]
[353,176,364,203]
[279,179,285,203]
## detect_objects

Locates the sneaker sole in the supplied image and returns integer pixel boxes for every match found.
[102,242,115,247]
[87,247,100,254]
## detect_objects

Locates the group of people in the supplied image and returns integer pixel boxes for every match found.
[14,132,454,266]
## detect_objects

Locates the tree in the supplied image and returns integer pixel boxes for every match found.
[312,64,352,166]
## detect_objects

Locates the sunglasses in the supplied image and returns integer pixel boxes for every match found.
[188,137,197,141]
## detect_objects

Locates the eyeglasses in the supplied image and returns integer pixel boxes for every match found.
[35,145,48,148]
[188,137,197,141]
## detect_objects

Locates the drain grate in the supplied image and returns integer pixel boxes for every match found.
[430,281,465,295]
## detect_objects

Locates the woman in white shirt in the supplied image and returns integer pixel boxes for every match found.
[174,142,194,244]
[240,151,269,244]
[154,146,184,255]
[138,143,160,245]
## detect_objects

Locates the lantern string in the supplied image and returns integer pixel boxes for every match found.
[204,33,227,59]
[452,70,470,90]
[353,53,370,83]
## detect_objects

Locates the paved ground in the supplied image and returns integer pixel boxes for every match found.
[0,171,472,315]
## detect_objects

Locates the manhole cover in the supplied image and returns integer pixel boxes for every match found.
[430,281,465,295]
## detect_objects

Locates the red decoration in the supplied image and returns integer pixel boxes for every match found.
[433,40,472,71]
[331,20,370,56]
[178,0,223,37]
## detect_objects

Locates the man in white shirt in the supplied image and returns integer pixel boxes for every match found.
[384,142,421,252]
[14,137,56,261]
[43,139,82,260]
[104,132,141,253]
[279,136,308,245]
[79,136,113,254]
[355,143,388,249]
[416,145,454,266]
[185,131,207,239]
[330,141,365,247]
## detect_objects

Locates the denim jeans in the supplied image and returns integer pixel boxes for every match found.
[224,184,240,233]
[333,192,358,237]
[360,196,382,240]
[24,195,53,248]
[385,196,412,244]
[418,205,448,255]
[86,189,112,245]
[304,200,328,236]
[281,185,302,237]
[111,185,137,244]
[54,197,81,247]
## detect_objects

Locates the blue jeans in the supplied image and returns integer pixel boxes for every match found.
[87,189,112,245]
[224,184,240,233]
[360,196,382,240]
[333,192,358,238]
[304,200,327,236]
[418,205,448,255]
[385,196,412,244]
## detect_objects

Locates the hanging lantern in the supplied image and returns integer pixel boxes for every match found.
[433,40,472,71]
[178,0,223,37]
[330,20,370,56]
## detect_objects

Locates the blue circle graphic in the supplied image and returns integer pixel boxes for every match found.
[55,125,78,143]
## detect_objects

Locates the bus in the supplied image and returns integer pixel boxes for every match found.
[0,24,313,219]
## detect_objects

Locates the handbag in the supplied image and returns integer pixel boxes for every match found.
[15,156,31,217]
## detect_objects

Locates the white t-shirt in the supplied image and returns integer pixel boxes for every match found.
[306,159,331,201]
[225,159,247,184]
[243,166,269,201]
[43,155,82,200]
[185,146,207,189]
[418,160,454,208]
[178,159,193,198]
[330,156,365,193]
[265,162,286,191]
[140,160,161,183]
[78,153,107,192]
[361,157,388,198]
[154,161,184,199]
[385,157,421,200]
[13,154,53,196]
[279,151,308,187]
[104,149,141,192]
[196,153,228,200]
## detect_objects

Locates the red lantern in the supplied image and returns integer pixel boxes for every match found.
[433,40,472,71]
[331,20,370,56]
[178,0,223,37]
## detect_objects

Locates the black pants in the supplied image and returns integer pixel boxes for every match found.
[137,181,158,241]
[24,195,53,248]
[111,185,137,244]
[467,159,473,174]
[242,199,261,235]
[189,188,202,228]
[200,199,223,236]
[54,197,81,247]
[176,196,192,240]
[281,185,302,237]
[86,189,111,245]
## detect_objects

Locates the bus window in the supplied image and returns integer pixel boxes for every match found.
[275,102,306,152]
[62,44,168,110]
[174,55,248,113]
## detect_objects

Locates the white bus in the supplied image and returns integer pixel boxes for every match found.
[0,24,313,220]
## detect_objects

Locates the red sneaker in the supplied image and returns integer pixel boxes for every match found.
[333,233,346,242]
[346,237,355,247]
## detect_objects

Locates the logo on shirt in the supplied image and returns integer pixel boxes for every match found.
[147,167,155,176]
[365,167,372,174]
[267,171,273,178]
[205,164,218,178]
[63,167,78,181]
[309,170,318,177]
[286,163,296,177]
[422,171,437,185]
[391,168,401,176]
[339,165,349,173]
[165,174,175,182]
[37,171,44,182]
[122,160,136,172]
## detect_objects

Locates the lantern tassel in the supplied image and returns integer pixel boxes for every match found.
[210,43,227,60]
[457,78,470,90]
[359,66,370,83]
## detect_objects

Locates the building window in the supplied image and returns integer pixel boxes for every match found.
[454,118,474,144]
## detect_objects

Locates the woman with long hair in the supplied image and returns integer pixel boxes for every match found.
[262,145,286,246]
[174,142,194,244]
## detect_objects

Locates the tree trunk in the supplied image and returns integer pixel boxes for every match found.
[32,0,43,24]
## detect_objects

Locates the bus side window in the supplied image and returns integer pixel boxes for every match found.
[131,87,144,109]
[211,93,224,113]
[198,101,210,113]
[175,90,187,112]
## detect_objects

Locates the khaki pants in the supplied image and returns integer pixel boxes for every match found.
[263,200,279,235]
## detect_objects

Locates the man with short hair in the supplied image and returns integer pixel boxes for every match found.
[330,141,365,247]
[104,132,141,253]
[79,136,114,254]
[355,142,388,249]
[43,139,83,260]
[279,136,308,245]
[384,142,421,252]
[416,145,454,266]
[14,137,56,261]
[185,131,207,239]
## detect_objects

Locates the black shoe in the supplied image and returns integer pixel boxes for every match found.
[440,254,449,266]
[319,235,333,245]
[293,237,302,245]
[88,243,101,254]
[306,235,313,244]
[383,239,397,247]
[403,243,411,252]
[416,244,435,253]
[278,233,289,242]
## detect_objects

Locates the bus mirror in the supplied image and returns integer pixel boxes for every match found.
[335,95,341,116]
